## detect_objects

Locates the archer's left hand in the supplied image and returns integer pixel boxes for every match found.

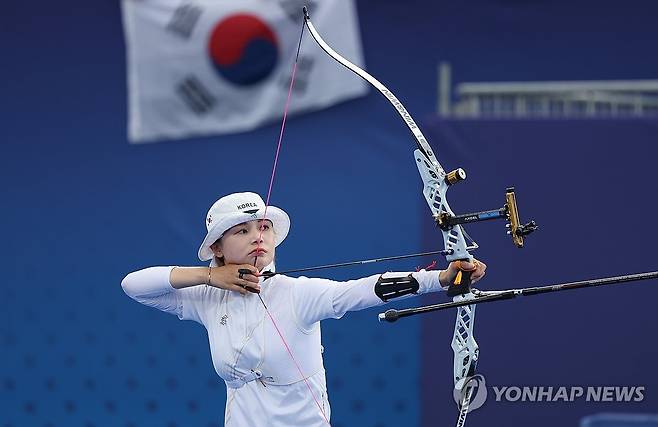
[439,259,487,288]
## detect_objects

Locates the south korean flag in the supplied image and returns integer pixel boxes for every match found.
[121,0,368,143]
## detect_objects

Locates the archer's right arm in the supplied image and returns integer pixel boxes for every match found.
[121,266,181,316]
[121,264,260,319]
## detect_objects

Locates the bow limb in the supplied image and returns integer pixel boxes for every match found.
[302,8,432,158]
[303,8,473,262]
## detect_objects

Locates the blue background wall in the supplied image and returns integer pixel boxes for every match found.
[419,119,658,425]
[2,1,658,426]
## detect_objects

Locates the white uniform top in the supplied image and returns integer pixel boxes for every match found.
[121,265,443,426]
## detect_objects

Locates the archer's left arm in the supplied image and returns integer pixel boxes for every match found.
[290,270,444,329]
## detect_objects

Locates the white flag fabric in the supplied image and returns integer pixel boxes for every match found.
[121,0,368,143]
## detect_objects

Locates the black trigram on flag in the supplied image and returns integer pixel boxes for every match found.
[166,3,203,39]
[176,75,216,115]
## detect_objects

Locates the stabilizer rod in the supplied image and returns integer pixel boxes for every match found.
[379,270,658,322]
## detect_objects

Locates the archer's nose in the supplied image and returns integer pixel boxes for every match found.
[251,230,264,244]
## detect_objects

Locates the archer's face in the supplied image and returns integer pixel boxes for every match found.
[213,220,275,271]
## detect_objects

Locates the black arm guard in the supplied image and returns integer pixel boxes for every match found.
[374,274,420,302]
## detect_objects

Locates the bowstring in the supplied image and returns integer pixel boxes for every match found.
[253,16,331,426]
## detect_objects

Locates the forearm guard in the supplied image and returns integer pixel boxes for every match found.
[374,274,420,302]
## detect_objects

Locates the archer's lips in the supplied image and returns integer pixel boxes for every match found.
[250,248,267,256]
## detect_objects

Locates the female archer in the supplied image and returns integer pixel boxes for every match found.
[121,191,486,426]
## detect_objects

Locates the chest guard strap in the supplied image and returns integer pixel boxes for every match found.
[375,274,420,302]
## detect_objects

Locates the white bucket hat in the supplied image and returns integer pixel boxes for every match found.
[197,192,290,261]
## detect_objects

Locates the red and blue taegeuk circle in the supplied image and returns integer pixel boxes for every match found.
[207,14,279,86]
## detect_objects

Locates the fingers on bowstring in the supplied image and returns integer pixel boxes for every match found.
[240,265,261,283]
[240,277,261,292]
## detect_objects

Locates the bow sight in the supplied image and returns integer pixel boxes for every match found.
[423,160,537,297]
[436,181,538,249]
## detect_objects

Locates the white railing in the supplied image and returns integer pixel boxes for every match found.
[437,62,658,118]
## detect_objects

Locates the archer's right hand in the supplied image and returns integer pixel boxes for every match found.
[209,264,261,295]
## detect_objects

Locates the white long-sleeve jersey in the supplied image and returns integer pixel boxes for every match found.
[121,265,443,426]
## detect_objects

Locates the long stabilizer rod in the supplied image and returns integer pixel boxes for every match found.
[379,270,658,322]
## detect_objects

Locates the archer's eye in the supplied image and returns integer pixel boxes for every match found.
[259,223,271,232]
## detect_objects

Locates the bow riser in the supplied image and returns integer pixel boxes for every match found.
[415,149,473,263]
[451,295,480,383]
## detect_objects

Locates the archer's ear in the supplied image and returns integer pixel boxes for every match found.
[210,241,223,258]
